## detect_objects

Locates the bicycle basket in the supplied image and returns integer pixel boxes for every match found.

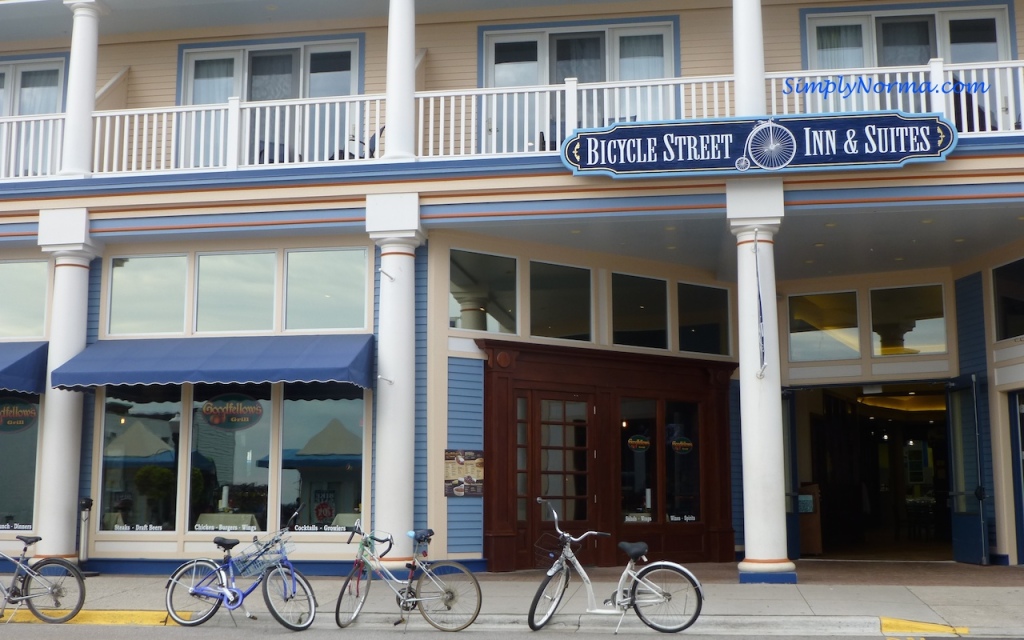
[534,532,575,569]
[235,536,296,576]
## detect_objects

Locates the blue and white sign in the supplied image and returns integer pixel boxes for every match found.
[561,111,956,178]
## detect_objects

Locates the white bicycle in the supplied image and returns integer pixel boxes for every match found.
[528,498,703,633]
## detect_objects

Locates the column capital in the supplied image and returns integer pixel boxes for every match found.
[730,220,780,238]
[37,208,103,258]
[64,0,109,16]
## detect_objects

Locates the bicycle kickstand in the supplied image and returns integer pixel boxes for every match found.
[1,599,24,625]
[613,608,628,635]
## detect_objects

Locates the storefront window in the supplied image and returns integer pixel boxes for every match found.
[665,401,700,523]
[0,394,39,531]
[789,291,860,362]
[190,383,270,532]
[285,249,367,330]
[0,261,47,338]
[449,250,517,333]
[621,398,657,523]
[109,256,187,334]
[612,273,667,348]
[678,282,729,355]
[197,253,275,332]
[994,258,1024,341]
[280,382,364,532]
[100,386,181,532]
[870,285,946,356]
[530,261,590,341]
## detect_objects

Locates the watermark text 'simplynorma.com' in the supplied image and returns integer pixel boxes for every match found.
[782,75,990,100]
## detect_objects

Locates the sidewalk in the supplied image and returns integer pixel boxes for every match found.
[8,560,1024,636]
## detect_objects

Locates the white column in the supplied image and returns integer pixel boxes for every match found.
[367,193,424,559]
[728,179,794,578]
[384,0,416,160]
[36,208,101,559]
[733,0,767,115]
[59,0,106,176]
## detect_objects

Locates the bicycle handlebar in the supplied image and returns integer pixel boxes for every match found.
[536,497,610,544]
[343,519,394,557]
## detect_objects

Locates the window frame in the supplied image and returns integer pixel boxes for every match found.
[0,59,66,116]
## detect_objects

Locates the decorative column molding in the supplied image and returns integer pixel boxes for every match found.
[60,0,107,176]
[36,208,102,559]
[367,193,423,559]
[384,0,416,161]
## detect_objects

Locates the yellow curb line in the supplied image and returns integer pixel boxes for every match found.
[6,609,181,625]
[881,616,969,635]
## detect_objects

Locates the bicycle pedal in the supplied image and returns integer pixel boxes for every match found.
[393,617,405,626]
[603,598,613,606]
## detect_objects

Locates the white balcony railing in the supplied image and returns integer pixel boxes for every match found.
[3,59,1023,180]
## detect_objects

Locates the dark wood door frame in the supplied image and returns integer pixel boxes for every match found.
[478,339,736,571]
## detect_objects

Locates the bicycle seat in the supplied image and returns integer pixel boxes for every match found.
[16,535,41,546]
[213,537,240,550]
[412,528,434,543]
[618,541,648,561]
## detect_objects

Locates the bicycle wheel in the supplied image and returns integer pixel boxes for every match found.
[416,561,481,632]
[165,559,223,627]
[262,565,316,631]
[335,562,372,628]
[631,563,702,633]
[527,568,569,631]
[22,558,85,623]
[746,121,796,171]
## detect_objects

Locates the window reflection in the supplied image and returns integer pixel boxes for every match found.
[0,393,39,529]
[789,292,859,362]
[100,386,181,532]
[189,384,270,532]
[612,273,667,348]
[197,253,275,332]
[530,261,590,341]
[870,285,946,356]
[0,261,48,338]
[280,382,364,531]
[449,250,517,333]
[286,249,367,330]
[110,256,187,335]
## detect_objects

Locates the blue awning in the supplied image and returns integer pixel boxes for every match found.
[0,342,48,395]
[51,334,374,389]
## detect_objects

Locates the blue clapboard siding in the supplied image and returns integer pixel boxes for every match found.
[955,272,996,547]
[730,380,743,550]
[77,258,101,507]
[447,357,484,554]
[414,246,428,530]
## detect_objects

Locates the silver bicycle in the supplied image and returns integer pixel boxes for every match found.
[529,498,703,633]
[0,535,86,624]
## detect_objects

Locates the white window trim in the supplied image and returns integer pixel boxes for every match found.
[0,59,65,116]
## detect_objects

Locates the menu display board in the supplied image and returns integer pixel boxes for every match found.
[444,449,484,497]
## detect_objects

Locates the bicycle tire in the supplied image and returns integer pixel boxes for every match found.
[416,560,481,632]
[335,562,372,627]
[22,558,85,623]
[165,559,223,627]
[262,565,316,631]
[745,121,796,171]
[527,568,569,631]
[631,563,702,633]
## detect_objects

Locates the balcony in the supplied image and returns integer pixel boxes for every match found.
[0,58,1018,181]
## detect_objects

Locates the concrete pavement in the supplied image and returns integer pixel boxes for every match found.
[7,560,1024,636]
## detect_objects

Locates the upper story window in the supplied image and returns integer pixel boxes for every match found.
[788,291,860,362]
[870,284,946,356]
[0,260,49,338]
[108,247,369,336]
[806,6,1009,69]
[0,60,64,116]
[449,249,517,334]
[485,23,674,88]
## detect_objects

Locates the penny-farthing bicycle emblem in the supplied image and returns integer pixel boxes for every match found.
[735,118,797,172]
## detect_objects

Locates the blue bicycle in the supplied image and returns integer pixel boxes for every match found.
[164,506,315,630]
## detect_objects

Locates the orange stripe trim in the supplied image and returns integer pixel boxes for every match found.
[55,262,91,269]
[736,238,775,247]
[380,251,415,258]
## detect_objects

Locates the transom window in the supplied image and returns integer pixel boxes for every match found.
[0,260,49,338]
[807,7,1009,68]
[108,248,369,336]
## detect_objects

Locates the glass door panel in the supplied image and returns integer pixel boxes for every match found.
[490,40,542,153]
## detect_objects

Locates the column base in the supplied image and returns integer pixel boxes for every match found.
[738,570,797,584]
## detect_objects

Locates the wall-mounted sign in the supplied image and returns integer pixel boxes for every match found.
[0,398,39,433]
[198,393,264,430]
[445,449,484,497]
[561,111,956,178]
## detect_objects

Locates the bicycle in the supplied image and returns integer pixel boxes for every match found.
[0,535,86,624]
[335,520,482,631]
[528,498,703,634]
[165,506,316,631]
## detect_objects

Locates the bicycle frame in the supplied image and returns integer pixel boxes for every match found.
[0,549,56,615]
[192,545,298,611]
[546,544,643,616]
[351,537,429,608]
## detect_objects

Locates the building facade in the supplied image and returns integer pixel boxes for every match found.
[1,0,1023,580]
